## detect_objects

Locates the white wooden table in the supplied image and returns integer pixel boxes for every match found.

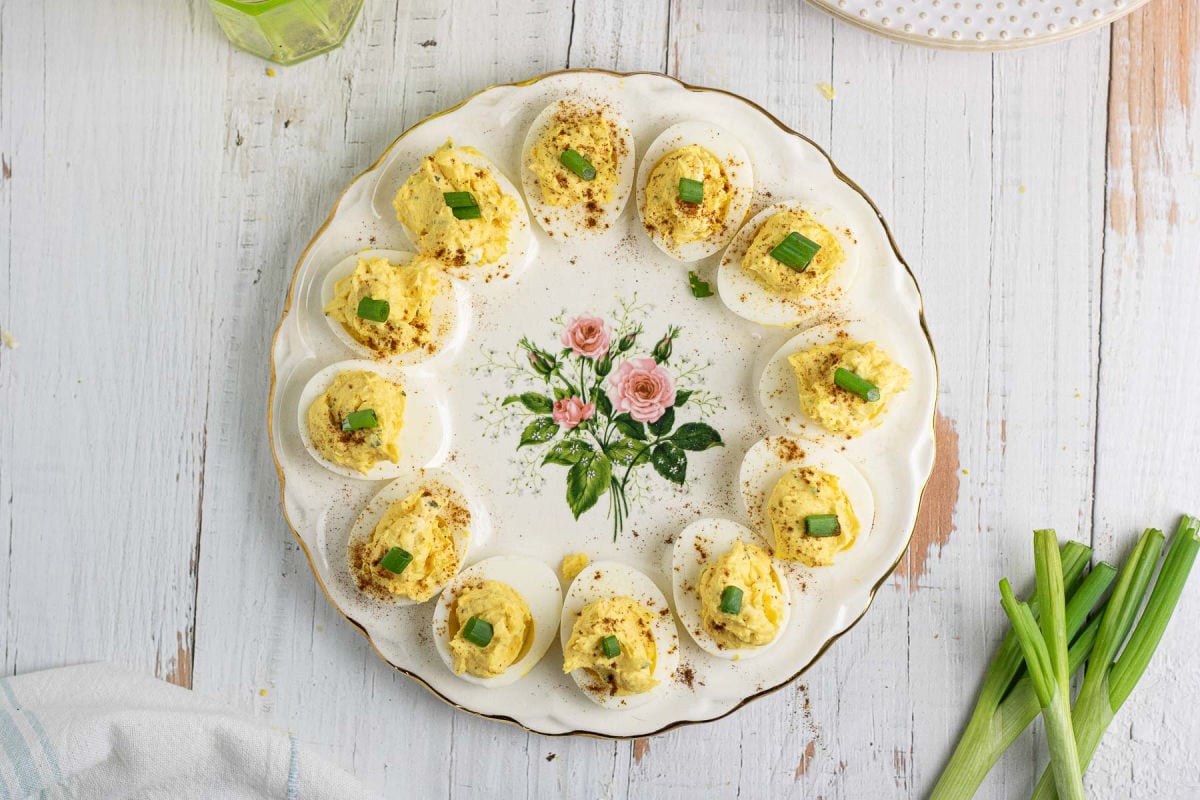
[2,1,1197,797]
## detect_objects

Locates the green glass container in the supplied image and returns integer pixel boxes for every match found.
[208,0,365,66]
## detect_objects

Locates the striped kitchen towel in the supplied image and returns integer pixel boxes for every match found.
[0,663,377,799]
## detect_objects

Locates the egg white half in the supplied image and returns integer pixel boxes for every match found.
[395,148,536,284]
[431,555,562,687]
[319,249,470,367]
[671,517,792,660]
[738,435,876,566]
[635,121,754,262]
[559,560,680,709]
[717,201,861,327]
[520,98,635,240]
[344,466,481,606]
[297,359,449,481]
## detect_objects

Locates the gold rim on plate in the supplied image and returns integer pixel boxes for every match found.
[266,68,940,739]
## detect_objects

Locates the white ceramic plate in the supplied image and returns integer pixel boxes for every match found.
[268,70,937,737]
[805,0,1149,50]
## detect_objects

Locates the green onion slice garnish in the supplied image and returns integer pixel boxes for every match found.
[462,616,494,647]
[356,296,390,323]
[559,149,597,181]
[719,585,744,615]
[770,231,822,272]
[442,191,477,208]
[444,191,481,220]
[688,270,713,298]
[379,546,413,575]
[341,408,379,431]
[805,514,842,538]
[677,177,704,204]
[833,367,881,402]
[601,635,621,658]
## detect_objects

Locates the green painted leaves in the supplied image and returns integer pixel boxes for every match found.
[671,422,723,451]
[566,454,612,519]
[645,421,722,484]
[484,304,724,539]
[613,413,647,441]
[542,437,595,466]
[648,407,675,437]
[518,417,559,448]
[504,392,554,413]
[650,442,687,485]
[606,439,649,467]
[591,387,613,418]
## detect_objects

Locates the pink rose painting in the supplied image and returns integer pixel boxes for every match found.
[552,396,595,430]
[607,357,676,424]
[560,315,611,359]
[495,313,722,540]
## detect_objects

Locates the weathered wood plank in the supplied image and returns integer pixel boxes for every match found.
[568,0,670,72]
[1089,2,1200,797]
[0,0,226,686]
[916,31,1111,799]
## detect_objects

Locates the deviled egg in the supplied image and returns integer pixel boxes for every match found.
[671,518,791,659]
[431,556,562,687]
[718,201,860,326]
[392,139,533,283]
[521,98,634,239]
[346,467,479,604]
[739,435,875,567]
[320,249,468,365]
[560,561,679,709]
[636,121,753,262]
[759,322,911,437]
[297,360,447,480]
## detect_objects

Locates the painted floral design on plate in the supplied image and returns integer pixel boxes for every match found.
[477,296,724,539]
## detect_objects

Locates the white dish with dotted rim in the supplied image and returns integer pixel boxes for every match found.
[268,70,937,738]
[805,0,1149,50]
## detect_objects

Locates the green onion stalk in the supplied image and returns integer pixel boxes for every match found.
[928,542,1113,800]
[1031,516,1200,800]
[998,530,1086,800]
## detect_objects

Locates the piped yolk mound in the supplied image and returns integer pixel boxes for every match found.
[305,370,406,474]
[448,580,532,678]
[350,484,469,601]
[768,467,860,567]
[324,256,442,357]
[787,339,911,436]
[697,539,784,649]
[741,210,845,299]
[562,596,658,696]
[642,145,732,247]
[529,107,621,210]
[393,139,517,267]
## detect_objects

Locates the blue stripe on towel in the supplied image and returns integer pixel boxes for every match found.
[287,735,299,800]
[0,705,38,798]
[0,680,60,782]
